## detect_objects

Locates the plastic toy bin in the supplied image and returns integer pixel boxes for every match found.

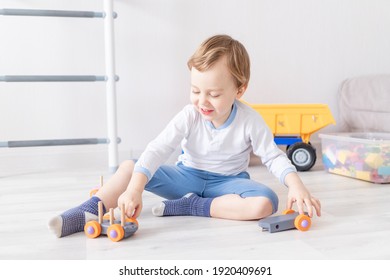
[319,133,390,183]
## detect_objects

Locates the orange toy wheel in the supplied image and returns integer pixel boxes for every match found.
[294,214,311,231]
[103,214,112,221]
[89,188,99,197]
[125,217,139,227]
[282,209,295,215]
[107,224,125,242]
[84,221,102,238]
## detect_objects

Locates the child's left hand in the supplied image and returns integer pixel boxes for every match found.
[285,173,321,218]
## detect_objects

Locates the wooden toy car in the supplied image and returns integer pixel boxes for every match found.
[258,209,311,233]
[84,201,138,242]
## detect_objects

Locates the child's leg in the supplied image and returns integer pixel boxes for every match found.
[48,160,135,237]
[145,164,214,217]
[210,194,273,220]
[207,175,278,220]
[94,160,135,209]
[153,193,272,220]
[152,172,278,220]
[152,193,213,217]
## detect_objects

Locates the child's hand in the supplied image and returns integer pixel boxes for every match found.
[287,185,321,218]
[117,172,148,219]
[117,188,143,219]
[285,173,321,218]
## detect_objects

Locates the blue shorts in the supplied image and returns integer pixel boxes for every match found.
[144,162,279,213]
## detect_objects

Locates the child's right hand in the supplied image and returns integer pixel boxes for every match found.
[118,172,148,219]
[117,188,143,219]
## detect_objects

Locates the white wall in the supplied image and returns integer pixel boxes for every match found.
[1,0,390,165]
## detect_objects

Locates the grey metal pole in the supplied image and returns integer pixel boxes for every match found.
[0,8,118,18]
[0,138,121,148]
[0,76,107,82]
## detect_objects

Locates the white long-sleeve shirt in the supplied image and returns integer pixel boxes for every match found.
[135,100,296,185]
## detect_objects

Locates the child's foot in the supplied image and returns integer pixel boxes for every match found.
[152,193,213,217]
[48,196,105,238]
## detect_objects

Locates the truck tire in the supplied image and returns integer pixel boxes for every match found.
[286,142,316,171]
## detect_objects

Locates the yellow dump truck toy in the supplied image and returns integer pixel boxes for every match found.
[243,100,335,171]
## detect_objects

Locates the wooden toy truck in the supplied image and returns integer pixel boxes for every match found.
[84,201,138,242]
[243,101,336,171]
[86,176,138,242]
[258,209,312,233]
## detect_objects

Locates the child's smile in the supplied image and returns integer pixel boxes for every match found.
[200,108,214,116]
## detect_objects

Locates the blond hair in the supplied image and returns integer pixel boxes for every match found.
[187,34,250,89]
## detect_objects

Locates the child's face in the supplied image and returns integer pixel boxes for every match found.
[190,56,245,128]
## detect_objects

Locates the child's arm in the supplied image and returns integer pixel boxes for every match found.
[117,172,148,219]
[117,107,191,218]
[284,172,321,218]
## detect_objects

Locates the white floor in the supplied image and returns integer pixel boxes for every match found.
[1,148,390,260]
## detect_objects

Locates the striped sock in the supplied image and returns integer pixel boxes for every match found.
[152,193,213,217]
[48,196,106,238]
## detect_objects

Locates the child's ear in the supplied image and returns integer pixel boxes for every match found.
[236,85,247,99]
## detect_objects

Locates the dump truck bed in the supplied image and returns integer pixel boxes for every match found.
[243,101,336,143]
